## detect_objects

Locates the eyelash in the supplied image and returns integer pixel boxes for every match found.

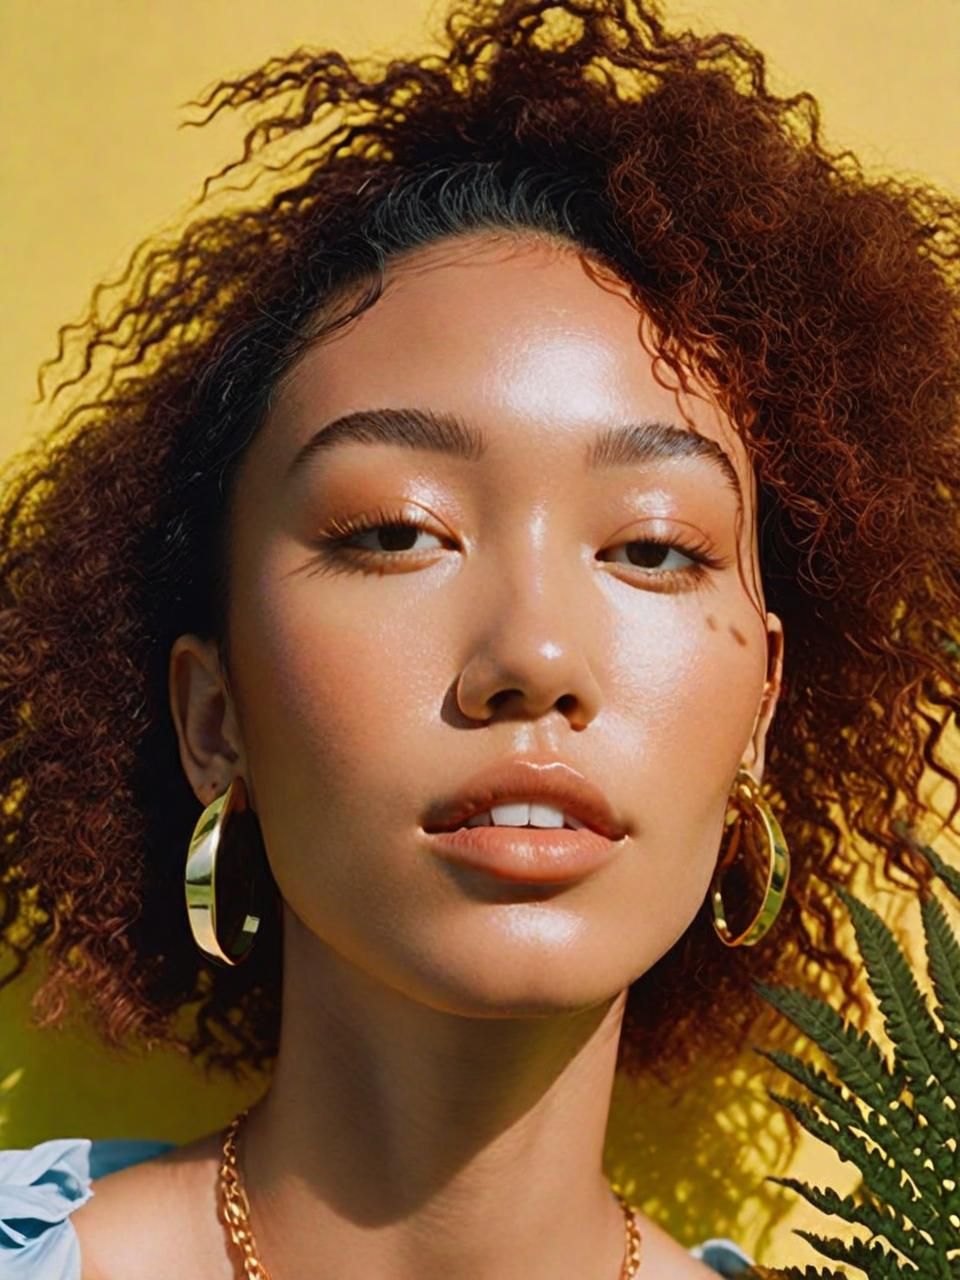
[312,505,725,590]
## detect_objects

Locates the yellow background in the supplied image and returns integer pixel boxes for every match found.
[1,0,959,1268]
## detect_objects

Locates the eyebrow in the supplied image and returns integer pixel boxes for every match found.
[285,406,742,503]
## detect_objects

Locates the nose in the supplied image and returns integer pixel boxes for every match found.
[453,551,603,729]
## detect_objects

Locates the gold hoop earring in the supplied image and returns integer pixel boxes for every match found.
[184,775,270,967]
[710,765,790,947]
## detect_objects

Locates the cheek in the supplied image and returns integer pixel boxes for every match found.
[612,581,762,706]
[227,573,435,835]
[645,608,759,759]
[606,597,765,842]
[584,600,766,955]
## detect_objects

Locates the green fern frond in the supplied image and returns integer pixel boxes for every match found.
[752,1046,947,1203]
[748,1268,849,1280]
[790,1229,923,1278]
[920,892,960,1047]
[751,867,960,1279]
[831,884,960,1107]
[752,981,906,1109]
[765,1175,944,1270]
[764,1090,940,1228]
[754,1048,869,1121]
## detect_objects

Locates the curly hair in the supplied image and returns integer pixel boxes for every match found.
[2,0,958,1089]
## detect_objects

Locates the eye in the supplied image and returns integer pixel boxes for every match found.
[337,519,444,555]
[602,538,703,573]
[313,506,449,562]
[597,535,723,592]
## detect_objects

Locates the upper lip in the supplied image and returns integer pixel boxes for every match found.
[422,755,628,840]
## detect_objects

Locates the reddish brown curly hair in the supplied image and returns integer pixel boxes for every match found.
[2,0,958,1088]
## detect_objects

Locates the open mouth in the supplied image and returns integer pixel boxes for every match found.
[428,800,596,836]
[421,821,622,885]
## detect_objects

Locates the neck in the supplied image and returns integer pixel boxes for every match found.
[239,910,630,1280]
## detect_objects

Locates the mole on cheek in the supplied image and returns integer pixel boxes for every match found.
[705,614,719,631]
[729,625,747,647]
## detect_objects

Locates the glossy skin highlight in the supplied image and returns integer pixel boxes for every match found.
[139,231,785,1279]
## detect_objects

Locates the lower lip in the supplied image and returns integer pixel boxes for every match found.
[421,824,624,884]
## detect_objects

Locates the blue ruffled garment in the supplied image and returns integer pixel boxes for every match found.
[0,1136,757,1277]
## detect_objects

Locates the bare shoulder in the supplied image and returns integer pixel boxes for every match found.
[73,1131,232,1280]
[70,1139,726,1280]
[634,1208,733,1279]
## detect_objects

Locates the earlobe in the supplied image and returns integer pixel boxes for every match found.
[168,633,243,803]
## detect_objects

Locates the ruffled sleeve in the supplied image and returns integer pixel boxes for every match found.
[0,1137,92,1279]
[0,1137,177,1279]
[690,1236,756,1276]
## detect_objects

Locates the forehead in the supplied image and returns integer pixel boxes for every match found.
[260,231,755,512]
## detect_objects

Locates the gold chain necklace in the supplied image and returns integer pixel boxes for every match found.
[218,1108,643,1278]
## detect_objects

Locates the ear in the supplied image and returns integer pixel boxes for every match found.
[742,612,784,782]
[168,633,245,807]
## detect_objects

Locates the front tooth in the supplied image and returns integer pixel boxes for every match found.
[490,802,531,826]
[528,802,565,828]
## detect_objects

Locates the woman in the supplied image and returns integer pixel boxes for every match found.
[1,0,957,1276]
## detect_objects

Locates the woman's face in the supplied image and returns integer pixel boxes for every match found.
[172,230,783,1016]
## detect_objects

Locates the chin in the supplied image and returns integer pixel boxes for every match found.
[388,908,643,1019]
